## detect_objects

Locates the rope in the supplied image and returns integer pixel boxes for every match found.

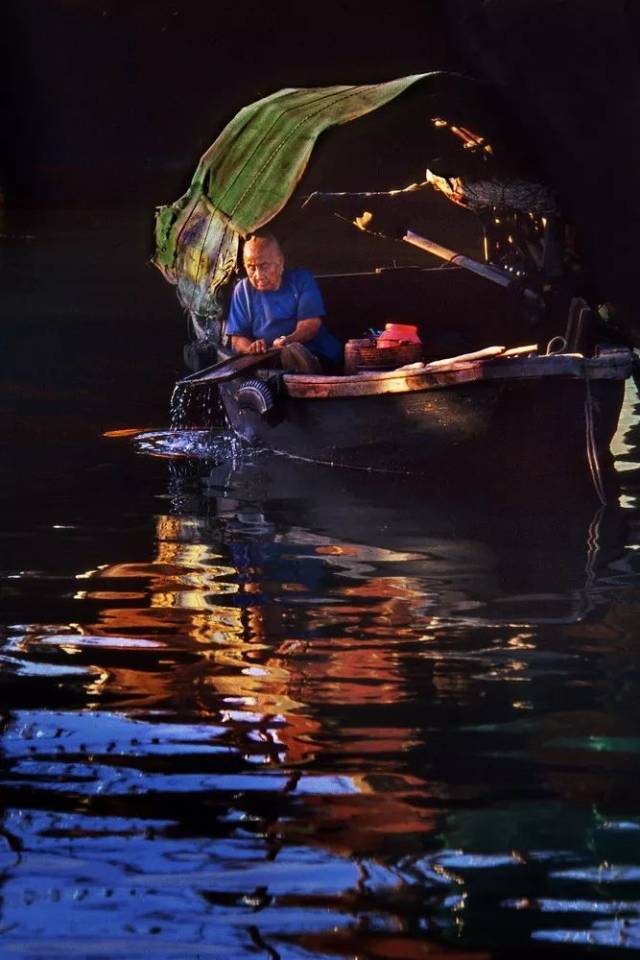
[300,180,429,207]
[545,335,566,355]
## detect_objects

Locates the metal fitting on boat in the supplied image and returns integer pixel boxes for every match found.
[237,379,276,416]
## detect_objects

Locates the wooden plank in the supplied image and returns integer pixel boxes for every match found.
[422,345,506,369]
[501,344,538,357]
[481,353,632,380]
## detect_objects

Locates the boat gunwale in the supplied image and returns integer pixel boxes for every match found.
[280,348,633,399]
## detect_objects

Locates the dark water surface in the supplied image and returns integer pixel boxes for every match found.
[4,212,640,959]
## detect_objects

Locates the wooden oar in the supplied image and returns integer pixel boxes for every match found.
[403,230,541,302]
[177,349,280,386]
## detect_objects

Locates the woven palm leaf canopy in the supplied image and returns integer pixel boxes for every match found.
[153,74,440,323]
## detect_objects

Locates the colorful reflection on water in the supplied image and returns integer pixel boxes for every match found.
[3,434,640,959]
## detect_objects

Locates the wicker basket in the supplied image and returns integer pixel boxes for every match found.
[344,339,422,373]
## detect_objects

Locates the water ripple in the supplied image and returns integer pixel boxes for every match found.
[3,400,640,956]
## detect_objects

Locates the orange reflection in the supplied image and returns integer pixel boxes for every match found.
[103,427,161,437]
[30,510,450,863]
[290,930,490,960]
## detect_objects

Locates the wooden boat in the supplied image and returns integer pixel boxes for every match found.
[154,76,634,485]
[188,262,632,483]
[216,343,630,475]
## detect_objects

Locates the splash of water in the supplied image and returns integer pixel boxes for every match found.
[132,366,264,464]
[134,426,261,463]
[169,381,224,431]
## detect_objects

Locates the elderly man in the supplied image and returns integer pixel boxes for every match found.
[226,232,342,370]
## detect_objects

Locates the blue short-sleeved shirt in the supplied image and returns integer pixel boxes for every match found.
[226,269,342,363]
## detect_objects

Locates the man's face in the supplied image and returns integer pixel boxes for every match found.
[243,240,284,292]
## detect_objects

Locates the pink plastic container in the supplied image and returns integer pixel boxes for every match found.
[376,323,421,348]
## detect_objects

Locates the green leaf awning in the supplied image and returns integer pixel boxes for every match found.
[153,74,437,319]
[198,74,431,234]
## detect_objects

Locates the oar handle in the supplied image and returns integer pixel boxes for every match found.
[177,348,280,385]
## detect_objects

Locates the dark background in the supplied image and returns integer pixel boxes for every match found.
[2,0,640,325]
[0,0,454,209]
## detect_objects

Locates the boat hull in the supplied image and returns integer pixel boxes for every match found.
[219,374,626,475]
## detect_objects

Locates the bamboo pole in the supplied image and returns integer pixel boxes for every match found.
[403,230,539,301]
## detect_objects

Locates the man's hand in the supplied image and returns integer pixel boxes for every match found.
[272,319,321,351]
[248,338,268,354]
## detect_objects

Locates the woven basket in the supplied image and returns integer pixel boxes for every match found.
[344,339,422,373]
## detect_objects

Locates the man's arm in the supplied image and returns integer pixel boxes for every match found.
[273,317,322,349]
[274,272,325,348]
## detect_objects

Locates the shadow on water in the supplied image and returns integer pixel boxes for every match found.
[4,210,640,957]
